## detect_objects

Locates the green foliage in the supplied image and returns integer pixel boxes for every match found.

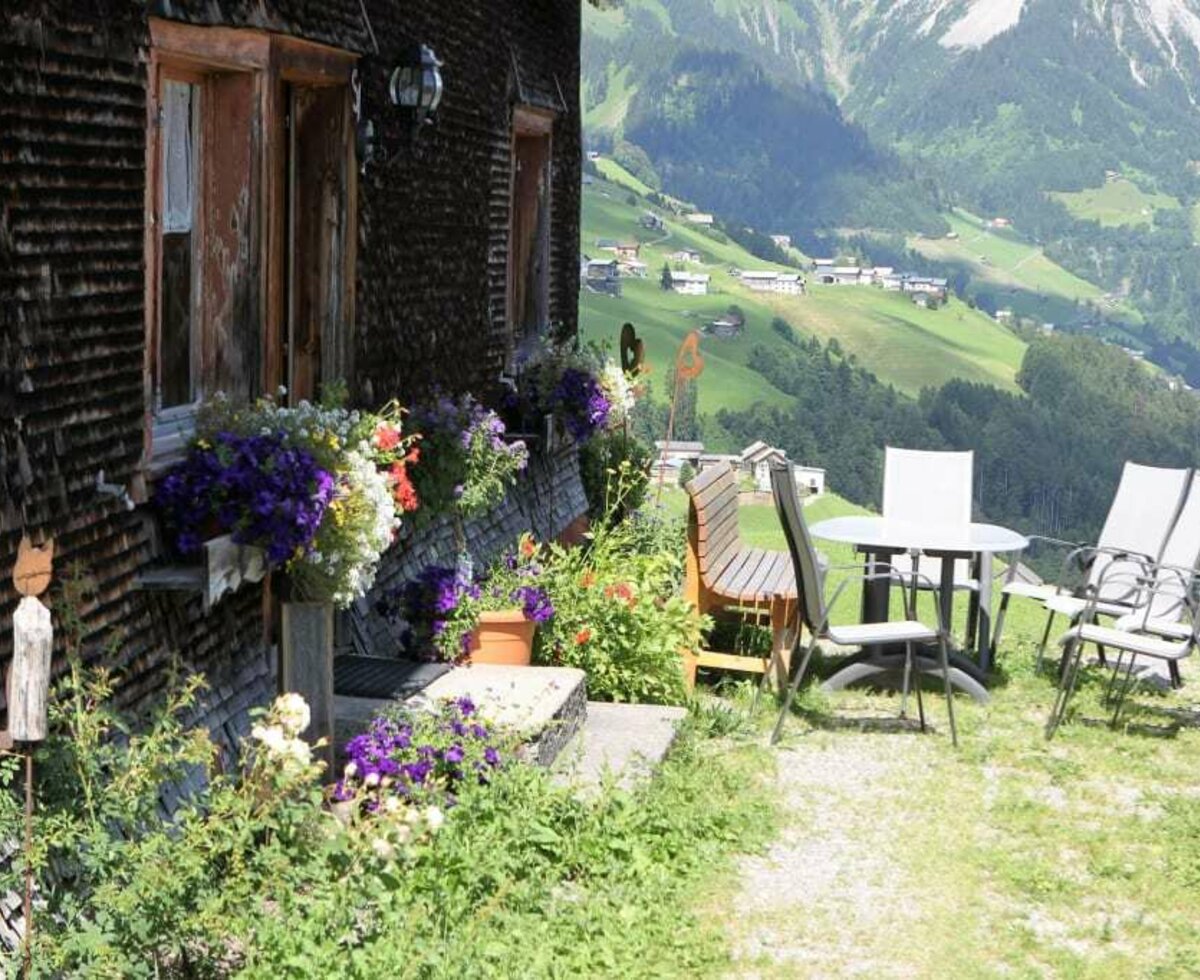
[4,573,774,977]
[579,430,652,522]
[534,473,706,704]
[612,138,661,190]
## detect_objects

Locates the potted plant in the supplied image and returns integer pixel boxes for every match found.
[156,386,421,762]
[504,338,626,447]
[407,393,529,531]
[379,536,554,666]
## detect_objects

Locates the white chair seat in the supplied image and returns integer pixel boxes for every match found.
[888,553,978,591]
[1061,623,1191,661]
[1002,580,1057,602]
[828,620,939,646]
[1044,594,1132,620]
[1113,613,1194,640]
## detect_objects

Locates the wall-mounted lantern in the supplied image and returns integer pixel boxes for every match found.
[389,43,444,132]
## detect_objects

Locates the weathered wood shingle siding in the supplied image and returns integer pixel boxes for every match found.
[0,0,582,718]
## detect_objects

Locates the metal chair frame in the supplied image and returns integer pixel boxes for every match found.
[1046,561,1199,739]
[759,464,958,747]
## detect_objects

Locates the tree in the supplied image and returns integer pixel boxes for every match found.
[660,262,672,291]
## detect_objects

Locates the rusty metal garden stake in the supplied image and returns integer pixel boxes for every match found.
[656,330,704,505]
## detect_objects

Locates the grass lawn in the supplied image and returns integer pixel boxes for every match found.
[912,209,1106,304]
[665,490,1200,977]
[1050,178,1181,228]
[766,282,1026,394]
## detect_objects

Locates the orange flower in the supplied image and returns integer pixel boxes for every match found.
[574,628,592,646]
[374,423,401,451]
[520,535,537,559]
[579,570,596,588]
[605,582,634,605]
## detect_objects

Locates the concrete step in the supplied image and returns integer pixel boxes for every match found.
[335,664,587,768]
[552,701,688,794]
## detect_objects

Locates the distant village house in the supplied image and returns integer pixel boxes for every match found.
[739,270,806,295]
[684,212,715,226]
[668,271,710,295]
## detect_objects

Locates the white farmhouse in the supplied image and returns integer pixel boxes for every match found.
[740,270,805,295]
[668,271,710,295]
[668,248,702,263]
[792,465,825,497]
[684,212,715,226]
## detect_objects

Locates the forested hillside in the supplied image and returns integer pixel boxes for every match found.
[719,332,1200,551]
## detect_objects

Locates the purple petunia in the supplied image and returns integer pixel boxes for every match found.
[155,430,335,565]
[551,368,611,443]
[336,699,504,808]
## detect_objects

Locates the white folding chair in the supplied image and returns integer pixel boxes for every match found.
[883,448,978,624]
[1047,559,1198,738]
[994,462,1192,662]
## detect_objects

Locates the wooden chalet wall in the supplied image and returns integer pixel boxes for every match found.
[0,0,583,722]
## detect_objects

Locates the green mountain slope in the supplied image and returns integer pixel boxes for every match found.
[583,0,1200,373]
[579,169,1026,425]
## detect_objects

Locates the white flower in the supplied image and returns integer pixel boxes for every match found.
[393,822,413,845]
[371,837,395,861]
[383,796,402,814]
[423,806,445,832]
[275,693,311,735]
[364,772,381,787]
[251,724,288,755]
[282,737,312,766]
[344,761,358,779]
[277,385,288,397]
[404,807,424,826]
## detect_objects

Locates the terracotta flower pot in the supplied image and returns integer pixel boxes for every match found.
[468,610,535,666]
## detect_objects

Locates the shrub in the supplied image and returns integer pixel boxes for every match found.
[578,432,652,521]
[533,476,705,704]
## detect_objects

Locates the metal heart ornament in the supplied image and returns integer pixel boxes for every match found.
[675,330,705,380]
[619,322,645,374]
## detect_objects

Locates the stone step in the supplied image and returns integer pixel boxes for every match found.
[335,664,587,768]
[552,701,688,794]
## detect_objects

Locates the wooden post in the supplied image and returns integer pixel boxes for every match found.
[9,599,51,743]
[280,601,335,771]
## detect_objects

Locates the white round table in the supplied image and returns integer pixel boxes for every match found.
[810,516,1028,681]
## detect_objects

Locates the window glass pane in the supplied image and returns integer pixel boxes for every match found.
[511,133,551,337]
[159,80,197,409]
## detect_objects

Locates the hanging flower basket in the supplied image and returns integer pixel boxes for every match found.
[467,610,535,666]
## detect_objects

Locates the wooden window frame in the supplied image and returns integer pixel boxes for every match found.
[142,19,358,475]
[505,105,556,362]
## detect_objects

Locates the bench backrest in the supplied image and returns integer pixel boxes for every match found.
[685,465,742,586]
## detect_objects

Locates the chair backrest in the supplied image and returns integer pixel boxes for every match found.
[882,447,973,529]
[770,463,826,632]
[1090,461,1191,597]
[684,465,743,586]
[1143,469,1200,620]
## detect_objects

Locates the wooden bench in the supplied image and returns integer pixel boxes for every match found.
[683,466,799,678]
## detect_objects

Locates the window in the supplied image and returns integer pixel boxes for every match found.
[144,20,357,464]
[507,107,554,349]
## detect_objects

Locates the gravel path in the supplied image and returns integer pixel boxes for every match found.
[724,732,944,978]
